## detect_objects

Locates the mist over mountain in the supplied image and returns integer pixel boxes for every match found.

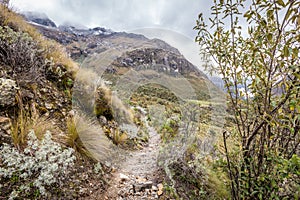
[22,11,222,101]
[22,11,57,27]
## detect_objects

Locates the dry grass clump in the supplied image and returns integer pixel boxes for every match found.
[66,114,95,159]
[94,84,134,124]
[66,113,115,161]
[11,109,65,149]
[111,91,134,124]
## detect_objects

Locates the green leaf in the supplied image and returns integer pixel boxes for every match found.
[283,46,289,57]
[277,0,285,7]
[267,33,272,41]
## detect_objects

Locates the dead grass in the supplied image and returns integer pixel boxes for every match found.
[68,113,116,161]
[66,115,95,159]
[108,128,128,145]
[11,109,64,149]
[75,67,100,86]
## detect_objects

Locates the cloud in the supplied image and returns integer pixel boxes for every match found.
[9,0,217,70]
[10,0,212,38]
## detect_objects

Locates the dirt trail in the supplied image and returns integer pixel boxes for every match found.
[89,122,164,200]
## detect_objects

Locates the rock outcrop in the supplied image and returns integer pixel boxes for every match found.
[0,116,12,146]
[22,11,57,28]
[0,78,18,107]
[113,47,206,77]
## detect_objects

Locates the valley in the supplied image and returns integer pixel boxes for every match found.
[2,1,298,199]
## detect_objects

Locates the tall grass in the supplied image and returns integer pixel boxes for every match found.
[11,109,64,149]
[66,115,95,160]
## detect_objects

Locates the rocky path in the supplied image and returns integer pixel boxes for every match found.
[97,123,164,200]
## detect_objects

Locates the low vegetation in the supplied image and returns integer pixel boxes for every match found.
[0,4,108,199]
[0,130,76,199]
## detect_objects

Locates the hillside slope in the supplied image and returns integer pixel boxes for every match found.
[0,5,112,199]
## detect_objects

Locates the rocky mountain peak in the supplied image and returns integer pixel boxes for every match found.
[22,11,57,28]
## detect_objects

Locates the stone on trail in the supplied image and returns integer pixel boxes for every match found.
[157,183,163,196]
[119,173,130,182]
[133,181,153,192]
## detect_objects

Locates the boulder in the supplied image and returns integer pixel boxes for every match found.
[0,116,12,145]
[0,78,18,107]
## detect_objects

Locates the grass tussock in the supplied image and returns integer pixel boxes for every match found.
[11,110,65,149]
[75,67,100,86]
[95,84,134,124]
[109,128,128,145]
[66,115,95,160]
[66,113,118,161]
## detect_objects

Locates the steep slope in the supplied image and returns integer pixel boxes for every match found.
[0,6,112,199]
[22,11,57,28]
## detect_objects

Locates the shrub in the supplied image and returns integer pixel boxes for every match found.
[0,25,46,82]
[0,25,75,91]
[0,130,76,199]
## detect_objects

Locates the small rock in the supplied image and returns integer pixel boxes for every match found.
[120,173,130,182]
[144,181,153,188]
[45,102,54,109]
[98,115,107,125]
[135,192,141,196]
[134,181,153,192]
[68,109,75,117]
[157,190,163,196]
[157,183,163,196]
[40,88,48,93]
[152,185,158,191]
[104,161,111,168]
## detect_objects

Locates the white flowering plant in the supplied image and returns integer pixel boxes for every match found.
[0,130,76,199]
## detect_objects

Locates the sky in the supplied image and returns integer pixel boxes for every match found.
[10,0,214,71]
[10,0,212,39]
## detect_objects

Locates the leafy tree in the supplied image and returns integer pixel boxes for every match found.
[195,0,300,199]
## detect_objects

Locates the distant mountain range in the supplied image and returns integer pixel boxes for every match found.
[22,11,223,100]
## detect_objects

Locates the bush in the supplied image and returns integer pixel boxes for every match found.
[0,26,74,90]
[0,25,46,82]
[0,130,76,199]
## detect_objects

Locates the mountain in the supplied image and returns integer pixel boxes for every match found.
[23,13,222,100]
[22,11,57,28]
